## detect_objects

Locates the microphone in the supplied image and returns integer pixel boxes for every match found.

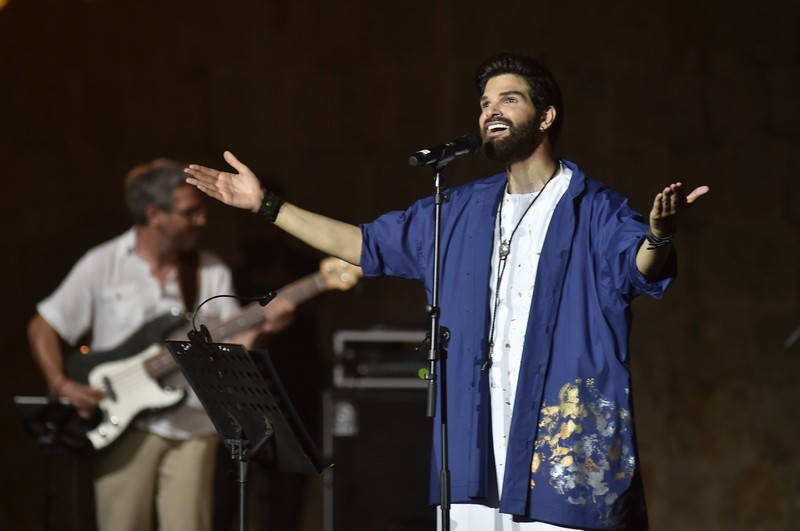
[408,133,482,167]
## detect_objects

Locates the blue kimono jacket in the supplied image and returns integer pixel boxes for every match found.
[359,160,674,530]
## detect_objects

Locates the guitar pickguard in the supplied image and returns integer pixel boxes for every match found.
[86,344,186,450]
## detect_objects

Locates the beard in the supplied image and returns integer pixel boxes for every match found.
[481,114,542,164]
[159,224,202,252]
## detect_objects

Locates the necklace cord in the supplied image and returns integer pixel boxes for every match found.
[483,160,561,372]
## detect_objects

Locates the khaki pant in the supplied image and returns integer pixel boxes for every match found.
[93,428,218,531]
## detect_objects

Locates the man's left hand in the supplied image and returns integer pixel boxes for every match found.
[261,296,296,334]
[649,182,710,237]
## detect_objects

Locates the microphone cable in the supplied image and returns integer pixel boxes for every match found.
[189,291,278,342]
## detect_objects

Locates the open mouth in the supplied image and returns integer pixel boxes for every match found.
[486,122,510,136]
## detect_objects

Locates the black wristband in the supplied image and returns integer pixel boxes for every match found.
[645,230,674,250]
[256,188,285,222]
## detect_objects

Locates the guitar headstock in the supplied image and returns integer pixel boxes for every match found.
[319,257,363,291]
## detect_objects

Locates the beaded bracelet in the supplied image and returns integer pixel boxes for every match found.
[645,230,674,250]
[256,188,285,222]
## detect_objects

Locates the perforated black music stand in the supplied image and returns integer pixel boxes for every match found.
[165,339,326,531]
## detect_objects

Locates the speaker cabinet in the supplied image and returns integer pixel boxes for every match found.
[323,387,434,531]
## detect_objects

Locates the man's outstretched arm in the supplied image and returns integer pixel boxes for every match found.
[185,151,363,265]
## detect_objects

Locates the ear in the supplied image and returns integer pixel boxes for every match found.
[145,203,165,225]
[539,106,557,133]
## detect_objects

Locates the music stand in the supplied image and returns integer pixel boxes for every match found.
[165,339,326,531]
[14,395,92,452]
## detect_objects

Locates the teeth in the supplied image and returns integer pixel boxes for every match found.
[488,124,508,132]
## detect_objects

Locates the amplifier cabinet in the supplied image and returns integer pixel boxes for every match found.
[332,329,429,389]
[324,327,435,531]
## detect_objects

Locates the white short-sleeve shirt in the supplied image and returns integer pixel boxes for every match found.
[37,227,240,439]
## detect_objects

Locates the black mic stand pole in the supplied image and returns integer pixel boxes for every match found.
[423,150,458,531]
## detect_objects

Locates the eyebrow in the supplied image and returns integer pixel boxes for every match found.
[480,90,528,102]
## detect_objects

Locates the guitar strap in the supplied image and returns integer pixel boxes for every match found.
[177,249,200,313]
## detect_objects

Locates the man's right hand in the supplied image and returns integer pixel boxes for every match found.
[58,379,104,420]
[187,152,364,265]
[184,151,265,213]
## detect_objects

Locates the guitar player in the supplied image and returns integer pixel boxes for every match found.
[27,158,297,531]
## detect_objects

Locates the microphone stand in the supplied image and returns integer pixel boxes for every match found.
[421,149,461,531]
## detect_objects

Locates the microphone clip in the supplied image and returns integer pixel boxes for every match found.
[187,324,215,356]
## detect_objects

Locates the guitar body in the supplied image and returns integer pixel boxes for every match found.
[65,313,188,451]
[85,345,186,450]
[66,313,186,383]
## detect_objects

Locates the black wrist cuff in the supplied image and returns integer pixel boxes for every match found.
[256,188,285,222]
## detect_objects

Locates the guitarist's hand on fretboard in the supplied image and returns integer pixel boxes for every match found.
[258,258,362,334]
[260,296,297,334]
[259,257,363,337]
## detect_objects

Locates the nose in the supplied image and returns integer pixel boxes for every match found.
[185,206,207,226]
[193,209,207,226]
[482,101,501,120]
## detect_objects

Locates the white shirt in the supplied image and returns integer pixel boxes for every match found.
[38,227,240,439]
[443,165,577,531]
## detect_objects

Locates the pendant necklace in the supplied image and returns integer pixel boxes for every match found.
[483,160,561,372]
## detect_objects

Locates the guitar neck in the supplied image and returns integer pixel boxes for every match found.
[145,272,326,380]
[276,272,326,305]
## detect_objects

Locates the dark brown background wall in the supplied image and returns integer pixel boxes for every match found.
[1,1,799,529]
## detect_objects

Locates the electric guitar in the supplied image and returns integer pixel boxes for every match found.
[65,257,362,451]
